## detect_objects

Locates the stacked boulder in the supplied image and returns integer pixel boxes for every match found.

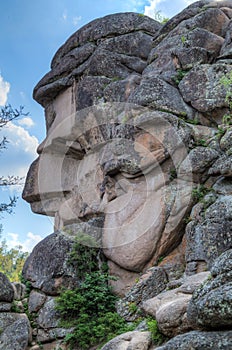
[0,273,30,350]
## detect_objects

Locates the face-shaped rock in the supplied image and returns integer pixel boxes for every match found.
[23,5,232,277]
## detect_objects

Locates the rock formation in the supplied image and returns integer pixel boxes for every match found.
[1,0,230,349]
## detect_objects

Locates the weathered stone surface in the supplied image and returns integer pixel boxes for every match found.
[103,186,166,271]
[100,31,153,59]
[86,49,147,78]
[52,13,160,66]
[208,154,232,176]
[22,232,78,295]
[36,297,60,329]
[0,302,12,311]
[168,7,229,38]
[142,272,209,337]
[36,341,68,350]
[128,76,192,117]
[104,74,141,103]
[117,267,167,321]
[179,147,219,181]
[220,20,232,58]
[76,76,111,110]
[156,330,232,350]
[186,194,232,270]
[0,313,31,350]
[11,282,26,301]
[34,13,160,106]
[147,28,223,83]
[101,331,151,350]
[0,273,14,302]
[220,126,232,151]
[158,238,186,282]
[108,260,140,297]
[212,176,232,195]
[28,290,47,313]
[187,249,232,329]
[37,327,73,343]
[179,64,232,115]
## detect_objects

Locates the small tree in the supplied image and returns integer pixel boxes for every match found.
[0,233,28,281]
[0,104,29,280]
[0,104,27,214]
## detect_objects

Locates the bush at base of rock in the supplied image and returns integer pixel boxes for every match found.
[56,271,135,349]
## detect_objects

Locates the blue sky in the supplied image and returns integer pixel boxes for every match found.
[0,0,195,251]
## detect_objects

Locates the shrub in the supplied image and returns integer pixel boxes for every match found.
[56,235,135,349]
[146,317,165,345]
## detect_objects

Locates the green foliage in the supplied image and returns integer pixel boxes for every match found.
[184,215,192,224]
[186,118,200,125]
[192,185,210,202]
[0,105,28,279]
[172,69,188,85]
[222,114,232,126]
[146,317,165,345]
[153,10,169,23]
[0,234,29,281]
[56,271,134,349]
[111,76,123,82]
[216,126,226,138]
[181,35,186,44]
[220,71,232,126]
[169,167,177,181]
[198,139,207,147]
[158,256,164,264]
[67,232,99,279]
[193,138,207,147]
[56,232,136,349]
[128,302,138,314]
[11,300,22,313]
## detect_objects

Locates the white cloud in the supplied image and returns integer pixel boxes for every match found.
[144,0,163,18]
[0,121,39,192]
[62,9,67,21]
[73,16,82,26]
[18,117,35,128]
[7,231,43,252]
[3,121,38,156]
[184,0,197,4]
[0,74,10,106]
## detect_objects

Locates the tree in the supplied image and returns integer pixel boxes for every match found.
[0,104,29,281]
[0,104,27,214]
[0,234,29,281]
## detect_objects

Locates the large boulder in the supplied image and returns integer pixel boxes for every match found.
[117,267,168,321]
[0,313,31,350]
[101,331,151,350]
[185,192,232,271]
[187,249,232,329]
[0,273,14,302]
[155,330,232,350]
[141,272,209,337]
[22,231,78,295]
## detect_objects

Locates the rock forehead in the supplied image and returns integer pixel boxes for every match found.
[52,12,160,65]
[33,12,161,106]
